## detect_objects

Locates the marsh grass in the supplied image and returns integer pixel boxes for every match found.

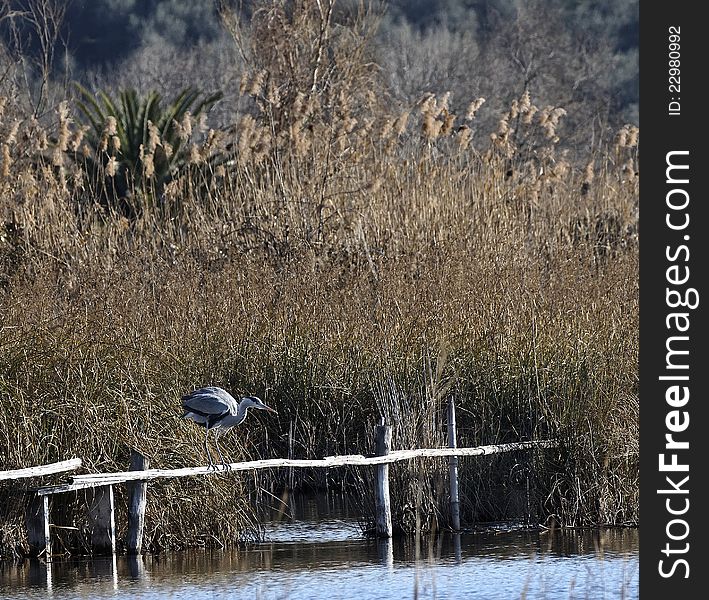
[0,45,638,558]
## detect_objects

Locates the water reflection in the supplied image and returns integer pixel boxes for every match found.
[127,555,146,580]
[453,532,462,564]
[1,494,638,599]
[377,538,394,570]
[0,525,638,600]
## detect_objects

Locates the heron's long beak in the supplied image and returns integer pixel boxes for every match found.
[263,404,277,414]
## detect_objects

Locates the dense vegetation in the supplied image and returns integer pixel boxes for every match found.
[0,0,638,559]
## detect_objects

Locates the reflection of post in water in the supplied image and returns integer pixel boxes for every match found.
[413,483,421,600]
[128,555,147,580]
[377,537,394,570]
[88,556,116,580]
[112,554,118,591]
[28,559,53,593]
[453,532,462,564]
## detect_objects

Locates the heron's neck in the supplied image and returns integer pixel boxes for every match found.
[231,399,251,425]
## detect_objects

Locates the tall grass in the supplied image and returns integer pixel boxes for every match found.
[0,10,638,555]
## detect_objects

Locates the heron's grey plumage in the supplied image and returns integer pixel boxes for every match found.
[182,387,238,424]
[182,386,276,468]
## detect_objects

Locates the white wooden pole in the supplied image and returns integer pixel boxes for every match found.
[374,418,393,538]
[127,451,149,555]
[25,494,52,558]
[447,398,461,531]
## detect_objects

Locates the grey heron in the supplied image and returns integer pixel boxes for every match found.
[182,386,277,468]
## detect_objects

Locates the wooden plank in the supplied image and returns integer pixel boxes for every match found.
[34,441,558,494]
[126,451,150,555]
[447,398,461,531]
[374,419,393,538]
[88,485,116,555]
[0,458,82,481]
[25,494,52,558]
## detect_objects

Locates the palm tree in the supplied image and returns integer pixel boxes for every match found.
[73,84,223,217]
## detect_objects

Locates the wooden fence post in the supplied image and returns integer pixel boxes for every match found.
[88,485,116,555]
[375,417,393,538]
[447,398,461,531]
[25,494,52,558]
[127,451,150,554]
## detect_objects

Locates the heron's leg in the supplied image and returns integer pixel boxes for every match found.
[204,427,215,470]
[214,430,230,470]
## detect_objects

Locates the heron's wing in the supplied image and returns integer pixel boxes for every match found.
[181,387,237,416]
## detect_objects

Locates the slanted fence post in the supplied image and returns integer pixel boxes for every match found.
[25,494,52,558]
[88,485,116,555]
[447,397,461,531]
[127,451,150,555]
[374,417,393,538]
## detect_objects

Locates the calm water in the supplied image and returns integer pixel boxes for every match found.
[0,497,638,600]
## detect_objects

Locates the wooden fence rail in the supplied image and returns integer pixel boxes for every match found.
[0,459,82,481]
[17,400,558,560]
[34,441,555,495]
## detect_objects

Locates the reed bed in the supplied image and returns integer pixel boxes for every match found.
[0,67,638,558]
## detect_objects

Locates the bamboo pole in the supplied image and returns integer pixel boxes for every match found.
[374,418,393,538]
[447,398,461,531]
